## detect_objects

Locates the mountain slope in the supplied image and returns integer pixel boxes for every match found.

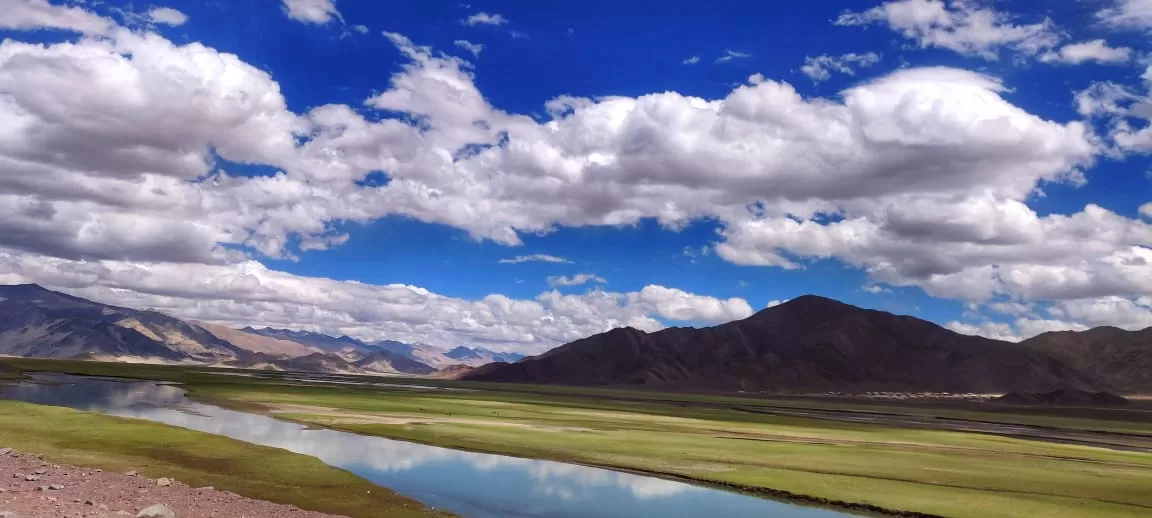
[445,346,525,366]
[0,284,436,376]
[1022,327,1152,393]
[464,295,1101,393]
[0,284,241,362]
[195,322,318,357]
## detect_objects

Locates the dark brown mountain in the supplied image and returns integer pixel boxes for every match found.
[1022,326,1152,393]
[464,295,1102,393]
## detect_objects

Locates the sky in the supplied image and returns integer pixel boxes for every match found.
[0,0,1151,353]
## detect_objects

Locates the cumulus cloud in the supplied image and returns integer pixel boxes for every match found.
[147,7,187,27]
[837,0,1060,60]
[499,255,572,264]
[0,0,114,34]
[281,0,340,25]
[463,12,507,26]
[801,52,881,82]
[0,5,1148,345]
[1098,0,1152,29]
[1039,40,1131,65]
[547,273,606,287]
[454,40,484,57]
[0,249,749,352]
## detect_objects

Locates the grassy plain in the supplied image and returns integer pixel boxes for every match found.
[0,400,449,518]
[4,357,1152,518]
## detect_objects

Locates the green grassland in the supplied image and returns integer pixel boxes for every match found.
[4,357,1152,518]
[0,400,449,518]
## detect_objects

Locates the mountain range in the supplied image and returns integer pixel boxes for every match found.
[465,295,1152,394]
[0,284,505,376]
[2,284,1149,394]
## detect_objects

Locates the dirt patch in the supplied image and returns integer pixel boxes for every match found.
[0,448,345,518]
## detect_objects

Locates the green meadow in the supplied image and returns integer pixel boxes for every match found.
[3,357,1152,518]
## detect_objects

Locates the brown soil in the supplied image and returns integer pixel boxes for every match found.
[0,448,345,518]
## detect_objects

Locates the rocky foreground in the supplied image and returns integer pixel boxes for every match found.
[0,448,345,518]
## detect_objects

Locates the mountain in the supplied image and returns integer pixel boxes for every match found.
[0,284,435,376]
[464,295,1102,394]
[0,284,242,362]
[195,322,318,357]
[445,346,525,365]
[1022,326,1152,393]
[372,340,463,369]
[241,327,367,353]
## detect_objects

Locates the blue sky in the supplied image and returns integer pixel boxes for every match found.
[0,0,1151,351]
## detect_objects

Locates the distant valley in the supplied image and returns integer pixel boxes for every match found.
[0,284,517,376]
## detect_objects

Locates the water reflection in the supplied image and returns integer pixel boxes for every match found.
[1,374,851,518]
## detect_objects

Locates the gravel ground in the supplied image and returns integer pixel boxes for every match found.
[0,448,347,518]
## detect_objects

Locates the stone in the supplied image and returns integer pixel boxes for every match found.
[154,478,172,487]
[135,503,175,518]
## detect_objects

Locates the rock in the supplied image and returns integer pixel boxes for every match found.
[135,503,175,518]
[125,471,138,477]
[155,478,172,487]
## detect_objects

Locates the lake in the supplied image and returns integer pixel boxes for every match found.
[0,373,854,518]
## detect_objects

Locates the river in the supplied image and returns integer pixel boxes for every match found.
[0,373,853,518]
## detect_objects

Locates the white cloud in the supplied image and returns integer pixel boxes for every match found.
[716,50,750,63]
[0,6,1147,343]
[1075,66,1152,153]
[281,0,340,25]
[0,249,750,352]
[682,56,700,65]
[147,7,187,27]
[546,273,606,287]
[837,0,1061,60]
[454,40,484,57]
[0,0,114,34]
[801,52,881,82]
[463,12,507,26]
[1039,40,1131,65]
[499,255,572,264]
[1098,0,1152,29]
[944,320,1019,341]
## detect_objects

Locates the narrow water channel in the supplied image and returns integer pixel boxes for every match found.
[1,374,854,518]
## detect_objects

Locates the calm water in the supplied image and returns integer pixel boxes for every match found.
[0,374,852,518]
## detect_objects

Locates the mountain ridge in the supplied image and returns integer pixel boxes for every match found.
[464,295,1109,393]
